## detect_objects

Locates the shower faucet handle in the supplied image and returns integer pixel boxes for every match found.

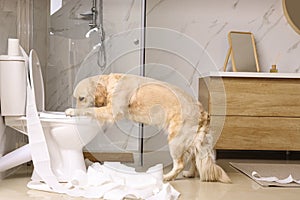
[89,23,97,29]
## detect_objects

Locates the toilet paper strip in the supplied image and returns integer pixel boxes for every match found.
[28,162,180,200]
[0,144,31,172]
[21,47,66,193]
[252,171,300,184]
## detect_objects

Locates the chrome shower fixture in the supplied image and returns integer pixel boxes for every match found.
[80,0,97,29]
[81,0,106,70]
[85,27,98,38]
[90,0,97,28]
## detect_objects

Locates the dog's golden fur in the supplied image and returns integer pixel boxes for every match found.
[65,73,231,183]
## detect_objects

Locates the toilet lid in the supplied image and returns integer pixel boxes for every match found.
[29,49,45,112]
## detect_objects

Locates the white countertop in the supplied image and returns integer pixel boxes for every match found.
[202,72,300,79]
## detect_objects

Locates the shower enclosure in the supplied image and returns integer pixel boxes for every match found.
[47,0,219,169]
[48,0,168,169]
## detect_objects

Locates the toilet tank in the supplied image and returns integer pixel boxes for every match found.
[0,55,26,116]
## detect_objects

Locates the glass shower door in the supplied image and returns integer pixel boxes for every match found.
[48,0,157,169]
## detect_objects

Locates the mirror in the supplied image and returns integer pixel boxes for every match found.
[283,0,300,34]
[223,31,260,72]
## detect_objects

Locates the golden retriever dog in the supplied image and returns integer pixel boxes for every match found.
[65,73,231,183]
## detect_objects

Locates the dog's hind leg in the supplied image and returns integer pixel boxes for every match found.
[163,119,186,181]
[182,154,196,178]
[163,156,184,181]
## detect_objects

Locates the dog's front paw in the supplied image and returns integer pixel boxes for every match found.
[163,174,175,182]
[65,108,76,116]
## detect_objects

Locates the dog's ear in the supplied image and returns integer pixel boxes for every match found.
[94,83,107,107]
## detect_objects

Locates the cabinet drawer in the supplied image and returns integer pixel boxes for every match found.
[211,116,300,150]
[200,77,300,117]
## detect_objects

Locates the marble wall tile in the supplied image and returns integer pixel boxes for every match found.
[146,0,300,86]
[0,0,17,55]
[32,0,49,77]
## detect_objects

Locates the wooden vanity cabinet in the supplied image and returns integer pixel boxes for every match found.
[199,72,300,150]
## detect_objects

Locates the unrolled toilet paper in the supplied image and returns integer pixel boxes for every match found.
[27,162,181,199]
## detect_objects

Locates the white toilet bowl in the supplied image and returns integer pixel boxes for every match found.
[1,49,100,182]
[5,113,99,181]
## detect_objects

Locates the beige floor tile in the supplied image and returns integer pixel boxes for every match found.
[0,160,300,200]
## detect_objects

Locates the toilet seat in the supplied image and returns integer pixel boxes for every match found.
[28,48,44,112]
[4,112,96,134]
[27,47,73,122]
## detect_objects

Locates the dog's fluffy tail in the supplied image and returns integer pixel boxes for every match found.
[193,126,231,183]
[195,154,231,183]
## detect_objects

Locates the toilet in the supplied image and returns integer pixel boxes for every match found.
[0,48,100,182]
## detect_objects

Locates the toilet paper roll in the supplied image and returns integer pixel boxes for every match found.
[7,38,20,56]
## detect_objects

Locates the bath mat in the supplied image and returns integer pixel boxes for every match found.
[230,162,300,187]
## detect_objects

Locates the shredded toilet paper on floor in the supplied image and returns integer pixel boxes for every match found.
[27,162,180,199]
[252,171,300,184]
